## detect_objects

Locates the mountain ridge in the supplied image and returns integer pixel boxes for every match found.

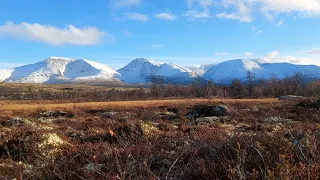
[117,58,203,84]
[1,57,320,85]
[203,59,320,83]
[3,57,120,84]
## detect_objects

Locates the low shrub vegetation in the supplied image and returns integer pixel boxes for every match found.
[0,97,319,179]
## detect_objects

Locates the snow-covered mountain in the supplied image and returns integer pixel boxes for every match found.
[2,57,121,84]
[117,58,203,84]
[203,59,320,84]
[1,57,320,85]
[0,69,13,82]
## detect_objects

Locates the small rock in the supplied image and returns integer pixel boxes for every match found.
[262,116,292,124]
[278,95,305,101]
[158,111,179,121]
[295,100,320,109]
[139,122,159,135]
[6,117,31,127]
[242,106,260,112]
[193,116,222,125]
[39,111,73,118]
[186,104,231,119]
[85,162,103,173]
[38,133,70,157]
[99,112,119,118]
[66,131,84,139]
[37,117,60,123]
[169,150,176,156]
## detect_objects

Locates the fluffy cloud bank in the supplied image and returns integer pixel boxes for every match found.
[251,50,320,66]
[216,0,320,22]
[155,13,177,20]
[0,22,108,45]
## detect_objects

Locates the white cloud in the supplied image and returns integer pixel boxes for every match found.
[252,50,318,66]
[277,20,284,27]
[111,0,141,8]
[0,62,22,69]
[0,22,108,45]
[217,0,253,22]
[253,30,263,35]
[184,0,212,21]
[216,12,252,22]
[187,0,194,8]
[199,0,214,8]
[307,48,320,54]
[216,0,320,22]
[151,44,164,48]
[155,13,177,20]
[259,0,320,17]
[214,52,229,56]
[244,52,253,57]
[183,9,210,19]
[124,13,148,21]
[187,0,214,8]
[265,50,280,60]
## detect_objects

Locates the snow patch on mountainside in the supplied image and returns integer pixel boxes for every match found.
[4,57,120,84]
[117,58,202,84]
[2,57,320,85]
[203,59,320,83]
[117,58,163,84]
[0,69,13,82]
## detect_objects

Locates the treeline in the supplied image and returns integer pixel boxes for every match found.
[150,72,320,99]
[0,72,319,101]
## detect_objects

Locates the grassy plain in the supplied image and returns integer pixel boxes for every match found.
[0,84,319,179]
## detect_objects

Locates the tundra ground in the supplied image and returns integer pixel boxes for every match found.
[0,97,319,180]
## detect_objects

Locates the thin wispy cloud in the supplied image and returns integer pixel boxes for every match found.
[277,20,284,27]
[244,52,253,57]
[124,13,148,21]
[214,52,229,56]
[111,0,141,8]
[216,0,320,22]
[307,48,320,54]
[254,30,263,36]
[216,12,252,22]
[183,9,210,20]
[0,21,109,45]
[216,0,253,22]
[184,0,212,20]
[155,13,177,20]
[187,0,214,8]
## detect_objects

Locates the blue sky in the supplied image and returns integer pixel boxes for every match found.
[0,0,320,69]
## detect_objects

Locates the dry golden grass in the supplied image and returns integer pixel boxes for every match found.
[1,98,277,111]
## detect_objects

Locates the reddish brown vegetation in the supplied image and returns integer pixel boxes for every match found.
[0,97,319,179]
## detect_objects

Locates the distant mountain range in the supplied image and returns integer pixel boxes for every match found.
[1,57,320,85]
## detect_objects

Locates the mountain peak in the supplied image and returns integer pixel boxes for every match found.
[3,57,120,84]
[47,56,76,61]
[131,58,163,66]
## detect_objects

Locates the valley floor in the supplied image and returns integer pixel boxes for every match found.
[0,97,319,179]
